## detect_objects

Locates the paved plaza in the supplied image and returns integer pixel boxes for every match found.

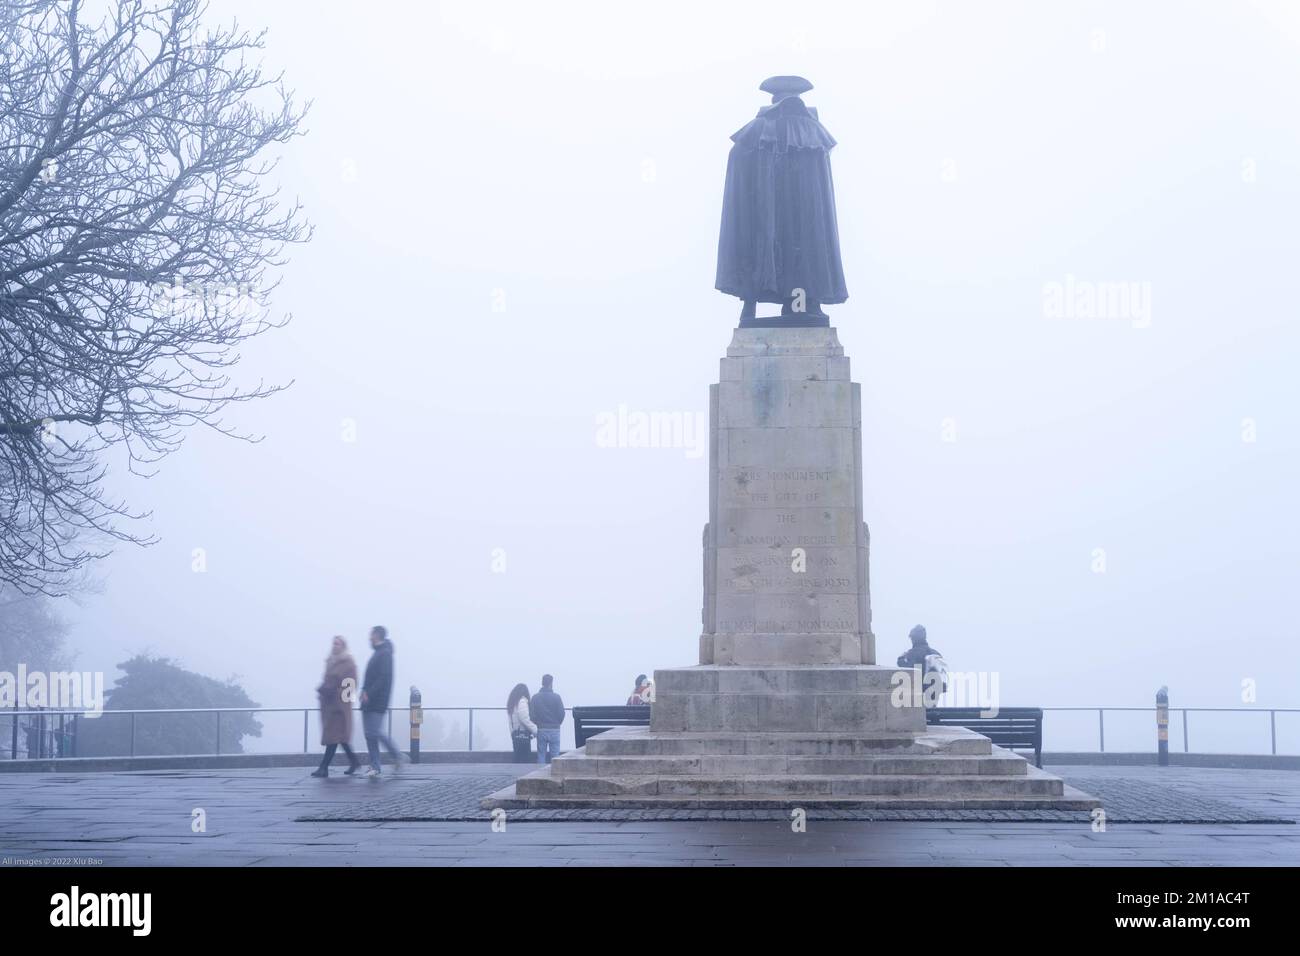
[0,763,1297,866]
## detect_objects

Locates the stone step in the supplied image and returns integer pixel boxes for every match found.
[584,728,992,757]
[483,780,1101,811]
[518,768,1063,798]
[550,751,1027,778]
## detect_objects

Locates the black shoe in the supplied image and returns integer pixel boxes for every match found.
[344,761,360,775]
[310,767,328,778]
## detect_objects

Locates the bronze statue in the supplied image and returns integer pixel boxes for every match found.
[715,76,848,327]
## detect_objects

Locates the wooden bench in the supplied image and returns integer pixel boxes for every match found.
[572,705,651,747]
[571,704,1045,768]
[927,707,1044,767]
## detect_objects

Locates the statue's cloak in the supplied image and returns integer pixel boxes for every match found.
[714,95,848,306]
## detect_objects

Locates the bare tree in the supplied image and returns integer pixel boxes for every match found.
[0,0,309,594]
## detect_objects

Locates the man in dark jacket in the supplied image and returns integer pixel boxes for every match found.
[529,674,566,765]
[360,625,406,776]
[897,624,946,706]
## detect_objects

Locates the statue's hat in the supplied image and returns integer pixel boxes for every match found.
[759,76,813,100]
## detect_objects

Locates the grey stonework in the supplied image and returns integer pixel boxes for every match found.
[484,725,1099,809]
[701,326,872,666]
[494,327,1097,811]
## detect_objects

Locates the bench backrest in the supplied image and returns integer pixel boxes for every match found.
[927,707,1044,766]
[572,705,651,747]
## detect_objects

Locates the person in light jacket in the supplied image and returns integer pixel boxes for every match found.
[312,636,361,777]
[506,683,537,763]
[626,674,651,706]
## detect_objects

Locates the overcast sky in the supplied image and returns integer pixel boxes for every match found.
[61,0,1300,752]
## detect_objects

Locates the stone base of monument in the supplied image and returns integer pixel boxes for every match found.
[482,666,1099,811]
[648,665,925,734]
[482,324,1099,812]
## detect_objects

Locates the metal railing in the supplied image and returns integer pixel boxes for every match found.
[5,704,1298,760]
[1042,706,1300,755]
[3,706,502,760]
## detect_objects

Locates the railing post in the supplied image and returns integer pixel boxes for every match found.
[130,712,136,758]
[303,709,309,753]
[1182,709,1189,753]
[468,708,474,752]
[409,688,422,764]
[1156,686,1169,766]
[1098,708,1105,753]
[1271,710,1277,756]
[215,710,221,756]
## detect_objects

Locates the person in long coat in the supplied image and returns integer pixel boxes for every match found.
[311,636,361,777]
[507,683,537,763]
[715,76,848,324]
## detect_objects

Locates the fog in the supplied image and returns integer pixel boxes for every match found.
[61,0,1300,753]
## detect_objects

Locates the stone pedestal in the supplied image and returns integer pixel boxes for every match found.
[650,665,925,735]
[484,327,1097,811]
[701,326,874,667]
[667,328,914,743]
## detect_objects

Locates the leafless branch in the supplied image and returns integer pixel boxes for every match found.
[0,0,310,594]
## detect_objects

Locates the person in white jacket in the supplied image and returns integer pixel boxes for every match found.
[506,683,538,763]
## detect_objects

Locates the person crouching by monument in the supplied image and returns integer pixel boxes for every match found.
[360,625,407,777]
[530,674,566,765]
[626,674,652,705]
[897,624,948,707]
[507,682,537,763]
[312,636,361,777]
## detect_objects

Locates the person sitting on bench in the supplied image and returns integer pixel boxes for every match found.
[897,624,948,704]
[626,674,652,706]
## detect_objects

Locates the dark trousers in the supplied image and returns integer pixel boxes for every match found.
[511,735,532,763]
[318,742,359,770]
